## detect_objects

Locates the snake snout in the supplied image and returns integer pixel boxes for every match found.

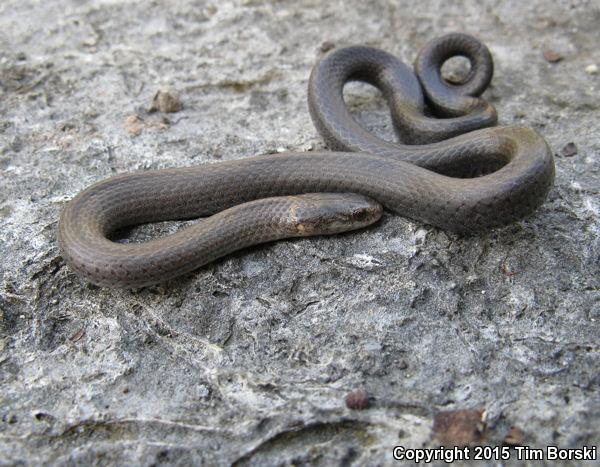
[290,193,382,236]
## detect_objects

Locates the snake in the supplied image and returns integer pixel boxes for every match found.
[58,33,555,288]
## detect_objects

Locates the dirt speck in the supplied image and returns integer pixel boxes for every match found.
[561,142,577,157]
[149,89,182,113]
[319,41,336,54]
[543,48,563,63]
[503,426,525,446]
[345,389,370,410]
[585,64,598,75]
[432,409,486,447]
[123,115,143,136]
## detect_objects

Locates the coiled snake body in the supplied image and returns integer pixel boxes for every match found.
[58,34,554,287]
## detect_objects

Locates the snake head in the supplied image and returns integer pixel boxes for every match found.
[287,193,382,236]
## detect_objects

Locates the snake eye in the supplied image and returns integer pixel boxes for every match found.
[353,209,368,222]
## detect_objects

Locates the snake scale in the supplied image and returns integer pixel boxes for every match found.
[58,33,555,288]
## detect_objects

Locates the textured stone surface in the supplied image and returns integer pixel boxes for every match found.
[1,0,599,465]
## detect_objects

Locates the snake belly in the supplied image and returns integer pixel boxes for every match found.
[58,33,555,287]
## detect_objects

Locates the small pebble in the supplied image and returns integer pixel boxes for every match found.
[561,142,577,157]
[433,409,486,447]
[82,36,98,47]
[543,48,563,63]
[150,89,182,113]
[123,115,143,136]
[319,41,336,54]
[503,426,525,446]
[585,64,598,75]
[345,389,370,410]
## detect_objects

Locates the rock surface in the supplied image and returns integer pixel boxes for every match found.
[1,0,599,465]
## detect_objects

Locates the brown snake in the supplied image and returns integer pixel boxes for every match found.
[58,33,554,288]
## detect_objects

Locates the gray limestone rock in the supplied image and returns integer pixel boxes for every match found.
[1,0,599,465]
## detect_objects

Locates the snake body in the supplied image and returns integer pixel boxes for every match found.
[58,34,554,288]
